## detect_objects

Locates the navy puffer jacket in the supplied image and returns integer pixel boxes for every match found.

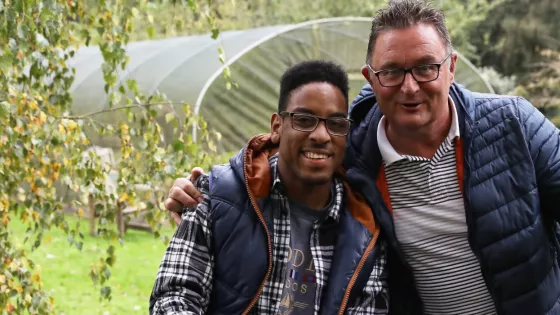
[343,82,560,315]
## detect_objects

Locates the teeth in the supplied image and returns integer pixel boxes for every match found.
[304,152,328,159]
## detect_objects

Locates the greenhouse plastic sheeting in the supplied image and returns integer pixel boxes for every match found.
[68,18,494,152]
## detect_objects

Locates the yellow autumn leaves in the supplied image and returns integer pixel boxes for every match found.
[1,257,47,313]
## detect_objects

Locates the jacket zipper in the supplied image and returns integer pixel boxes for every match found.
[337,229,380,315]
[241,154,273,315]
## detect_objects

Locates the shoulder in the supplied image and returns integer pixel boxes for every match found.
[203,164,251,221]
[465,93,557,153]
[469,92,538,125]
[207,164,245,198]
[471,92,520,108]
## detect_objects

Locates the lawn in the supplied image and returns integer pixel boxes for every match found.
[9,215,176,315]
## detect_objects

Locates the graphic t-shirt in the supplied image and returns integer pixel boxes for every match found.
[278,191,333,315]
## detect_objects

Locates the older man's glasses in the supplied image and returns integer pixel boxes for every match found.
[367,54,452,87]
[279,111,352,136]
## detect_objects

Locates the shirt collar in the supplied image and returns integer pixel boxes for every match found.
[270,153,283,192]
[377,96,460,166]
[270,153,343,222]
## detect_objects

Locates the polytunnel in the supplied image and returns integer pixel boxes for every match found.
[69,17,494,153]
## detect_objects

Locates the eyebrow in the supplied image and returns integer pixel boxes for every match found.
[291,107,348,118]
[376,61,401,70]
[415,55,440,64]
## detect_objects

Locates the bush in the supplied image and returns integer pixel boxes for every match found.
[0,0,223,313]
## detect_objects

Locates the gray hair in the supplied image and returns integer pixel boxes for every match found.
[365,0,453,64]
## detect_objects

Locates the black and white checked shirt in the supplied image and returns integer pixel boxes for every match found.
[150,154,388,314]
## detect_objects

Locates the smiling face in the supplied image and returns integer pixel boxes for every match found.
[271,82,348,187]
[362,23,457,133]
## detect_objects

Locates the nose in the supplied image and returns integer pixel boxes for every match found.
[400,71,420,94]
[309,120,331,143]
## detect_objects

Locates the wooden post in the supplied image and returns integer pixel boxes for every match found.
[88,194,96,236]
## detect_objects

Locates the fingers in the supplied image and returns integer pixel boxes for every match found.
[167,178,203,207]
[164,197,185,213]
[189,167,205,182]
[169,211,182,225]
[175,177,204,203]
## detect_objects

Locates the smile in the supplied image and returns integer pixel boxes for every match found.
[303,152,330,160]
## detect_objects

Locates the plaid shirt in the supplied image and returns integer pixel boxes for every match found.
[150,154,388,314]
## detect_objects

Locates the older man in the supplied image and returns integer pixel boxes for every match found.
[165,1,560,314]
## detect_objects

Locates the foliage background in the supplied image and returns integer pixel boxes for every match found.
[1,0,558,314]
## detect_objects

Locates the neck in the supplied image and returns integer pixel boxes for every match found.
[277,166,332,210]
[386,104,452,159]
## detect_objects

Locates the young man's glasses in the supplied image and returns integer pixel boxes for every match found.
[366,53,452,87]
[279,111,352,136]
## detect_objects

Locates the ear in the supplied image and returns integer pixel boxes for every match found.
[270,113,282,144]
[448,52,458,83]
[361,65,375,86]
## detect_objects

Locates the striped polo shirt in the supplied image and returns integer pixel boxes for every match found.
[377,98,497,315]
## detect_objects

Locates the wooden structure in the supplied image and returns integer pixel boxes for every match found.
[88,185,157,238]
[82,146,159,238]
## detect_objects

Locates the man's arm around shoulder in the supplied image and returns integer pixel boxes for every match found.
[150,175,213,314]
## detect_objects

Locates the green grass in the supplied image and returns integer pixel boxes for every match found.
[9,216,175,315]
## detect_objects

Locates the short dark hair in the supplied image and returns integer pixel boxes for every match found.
[366,0,452,64]
[278,60,349,113]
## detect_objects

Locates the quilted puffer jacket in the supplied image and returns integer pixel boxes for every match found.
[343,82,560,315]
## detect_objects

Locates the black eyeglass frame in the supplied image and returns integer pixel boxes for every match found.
[366,53,452,87]
[279,111,353,136]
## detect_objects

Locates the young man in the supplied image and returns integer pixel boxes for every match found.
[150,60,389,314]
